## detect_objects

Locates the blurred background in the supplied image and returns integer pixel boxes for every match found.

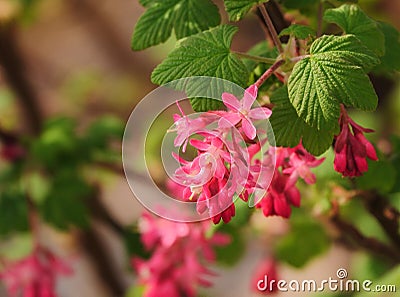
[0,0,399,296]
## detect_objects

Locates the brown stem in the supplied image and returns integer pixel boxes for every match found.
[88,190,125,236]
[317,1,324,37]
[78,188,127,296]
[258,4,284,53]
[330,214,400,263]
[80,226,127,296]
[362,191,400,249]
[254,59,285,88]
[0,24,42,134]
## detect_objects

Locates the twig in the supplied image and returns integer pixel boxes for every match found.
[362,191,400,249]
[88,188,125,236]
[317,1,324,37]
[80,226,127,297]
[258,4,284,53]
[331,214,400,263]
[0,24,42,135]
[254,59,285,88]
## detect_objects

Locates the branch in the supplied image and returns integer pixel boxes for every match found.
[80,227,127,296]
[88,188,125,236]
[254,59,285,88]
[80,188,128,296]
[317,1,324,37]
[0,24,42,134]
[330,214,400,263]
[362,191,400,249]
[258,4,284,53]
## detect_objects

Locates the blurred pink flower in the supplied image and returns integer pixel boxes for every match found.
[256,171,300,218]
[251,258,279,295]
[133,213,230,297]
[0,248,72,297]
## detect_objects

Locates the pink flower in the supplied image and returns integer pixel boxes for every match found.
[0,248,72,297]
[256,171,301,218]
[251,258,279,295]
[133,213,230,297]
[334,105,378,177]
[282,143,325,186]
[169,101,212,152]
[219,85,272,140]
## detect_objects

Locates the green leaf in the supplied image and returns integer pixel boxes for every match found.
[125,285,146,297]
[132,0,220,50]
[356,159,397,194]
[214,223,245,266]
[324,4,385,56]
[0,190,29,236]
[279,24,316,39]
[0,233,33,260]
[353,265,400,297]
[139,0,155,7]
[288,35,379,130]
[124,229,151,259]
[32,118,83,169]
[302,124,336,156]
[85,116,124,149]
[375,22,400,73]
[270,86,335,155]
[223,0,265,21]
[275,210,330,268]
[23,173,50,204]
[40,172,91,230]
[152,25,249,111]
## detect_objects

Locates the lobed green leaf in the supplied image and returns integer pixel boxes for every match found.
[324,4,385,56]
[279,24,316,39]
[270,86,336,155]
[288,35,379,130]
[132,0,220,50]
[223,0,265,21]
[151,25,249,111]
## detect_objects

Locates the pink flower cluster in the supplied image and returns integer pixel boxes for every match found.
[256,143,324,218]
[169,85,326,222]
[170,85,273,223]
[0,247,72,297]
[334,105,378,177]
[133,212,230,297]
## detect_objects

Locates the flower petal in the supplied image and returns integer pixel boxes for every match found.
[242,85,258,111]
[242,118,257,140]
[248,107,272,120]
[218,113,241,129]
[222,93,241,111]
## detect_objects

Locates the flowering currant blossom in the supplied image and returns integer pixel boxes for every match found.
[169,85,275,223]
[334,105,378,177]
[133,213,230,297]
[255,143,324,218]
[169,101,216,152]
[0,247,72,297]
[219,85,272,140]
[168,84,324,222]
